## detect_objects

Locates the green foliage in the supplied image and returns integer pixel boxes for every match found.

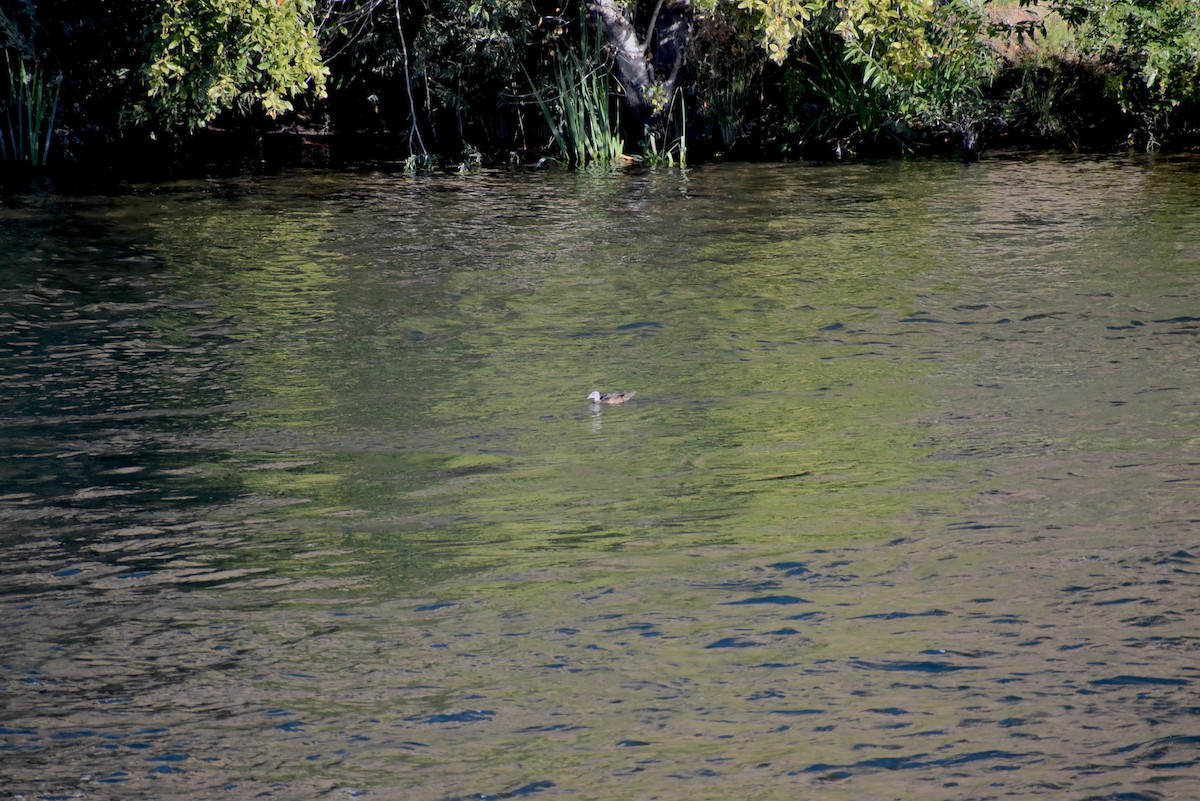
[1001,62,1085,144]
[642,93,687,166]
[691,9,765,149]
[1005,5,1076,66]
[696,0,998,145]
[140,0,328,130]
[412,0,534,142]
[0,1,158,162]
[843,0,997,135]
[1,48,59,166]
[319,0,535,153]
[716,0,965,79]
[788,16,892,152]
[6,0,1200,165]
[727,0,823,64]
[1047,0,1200,142]
[528,17,622,166]
[0,3,34,57]
[836,0,944,77]
[403,151,440,173]
[750,1,996,153]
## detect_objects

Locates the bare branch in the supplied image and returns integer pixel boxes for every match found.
[643,0,666,55]
[394,0,427,155]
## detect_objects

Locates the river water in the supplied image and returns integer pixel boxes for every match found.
[1,155,1197,800]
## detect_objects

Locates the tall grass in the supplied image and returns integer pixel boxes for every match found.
[802,28,887,146]
[642,92,687,166]
[529,19,622,166]
[2,49,60,167]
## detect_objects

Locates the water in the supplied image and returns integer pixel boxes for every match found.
[1,154,1198,800]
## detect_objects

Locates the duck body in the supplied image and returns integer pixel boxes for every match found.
[588,390,636,405]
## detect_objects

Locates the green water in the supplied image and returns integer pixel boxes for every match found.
[1,155,1198,800]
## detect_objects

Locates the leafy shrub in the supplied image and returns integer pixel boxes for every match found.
[412,0,535,148]
[691,8,766,150]
[1048,0,1200,144]
[140,0,328,130]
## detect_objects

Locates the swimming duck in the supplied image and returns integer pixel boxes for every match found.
[588,390,636,405]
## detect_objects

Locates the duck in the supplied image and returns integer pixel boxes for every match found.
[588,390,636,405]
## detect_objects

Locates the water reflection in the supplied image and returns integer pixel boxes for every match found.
[1,155,1198,800]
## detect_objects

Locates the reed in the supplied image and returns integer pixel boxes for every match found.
[529,18,622,166]
[1,49,60,167]
[642,92,687,166]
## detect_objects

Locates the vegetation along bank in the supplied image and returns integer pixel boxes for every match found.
[2,0,1200,179]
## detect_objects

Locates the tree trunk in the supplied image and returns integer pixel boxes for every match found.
[586,0,692,132]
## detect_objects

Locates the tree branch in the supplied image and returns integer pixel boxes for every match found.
[643,0,666,55]
[393,0,427,155]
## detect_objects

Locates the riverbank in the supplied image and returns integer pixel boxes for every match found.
[5,1,1200,186]
[3,56,1199,194]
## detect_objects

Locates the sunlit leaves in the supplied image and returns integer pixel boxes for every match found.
[140,0,329,129]
[835,0,942,81]
[1047,0,1200,127]
[723,0,996,132]
[733,0,823,63]
[848,0,995,128]
[724,0,952,72]
[721,0,995,120]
